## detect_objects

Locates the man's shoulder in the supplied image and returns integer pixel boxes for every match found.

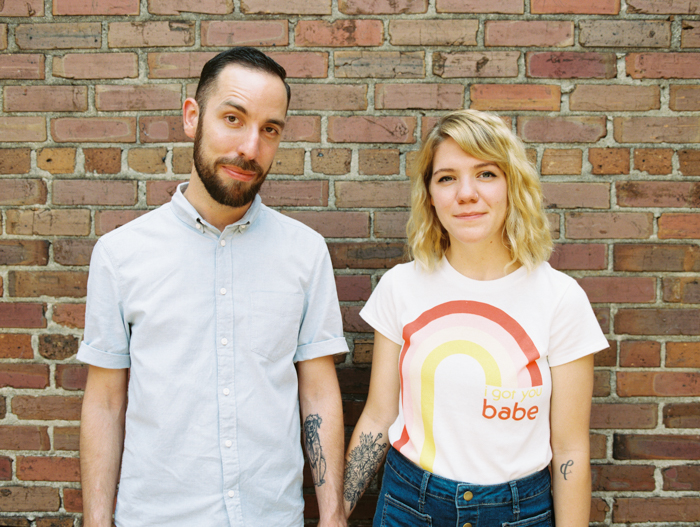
[97,204,173,253]
[258,204,326,246]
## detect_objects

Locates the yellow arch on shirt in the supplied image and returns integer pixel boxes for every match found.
[419,340,502,472]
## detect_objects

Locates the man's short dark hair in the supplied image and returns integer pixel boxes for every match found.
[195,47,291,112]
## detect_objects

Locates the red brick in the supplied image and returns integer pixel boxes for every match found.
[377,84,463,110]
[588,148,630,175]
[149,0,233,13]
[128,147,167,173]
[667,342,700,368]
[85,148,122,174]
[53,180,136,206]
[147,51,215,78]
[0,117,46,142]
[549,244,606,270]
[146,181,184,205]
[281,211,369,238]
[138,116,190,144]
[518,117,606,143]
[594,370,611,396]
[616,309,700,336]
[663,465,700,491]
[96,84,180,111]
[290,84,367,111]
[389,19,476,46]
[0,334,33,359]
[0,364,49,389]
[670,85,700,111]
[56,364,88,391]
[52,304,85,329]
[359,149,399,175]
[335,275,372,302]
[619,371,700,396]
[0,456,10,480]
[682,21,700,48]
[619,341,661,367]
[541,149,582,175]
[547,212,560,239]
[54,0,139,15]
[55,427,80,451]
[8,271,87,298]
[340,0,426,13]
[659,213,700,239]
[328,242,406,269]
[436,0,523,12]
[17,456,80,482]
[485,21,573,47]
[578,277,655,303]
[281,116,321,143]
[310,148,351,175]
[591,465,656,491]
[329,116,415,144]
[201,20,286,47]
[39,334,80,360]
[680,149,700,176]
[36,517,75,527]
[0,303,46,328]
[527,52,616,79]
[53,53,137,79]
[172,147,192,174]
[0,54,44,79]
[615,117,700,143]
[336,181,410,208]
[36,148,74,175]
[580,20,670,47]
[664,402,700,430]
[615,497,700,522]
[109,21,193,48]
[7,210,91,236]
[260,181,328,207]
[471,84,559,111]
[268,149,304,176]
[0,180,46,206]
[266,52,328,78]
[4,86,87,113]
[241,0,330,13]
[434,51,519,78]
[627,53,700,79]
[51,117,136,143]
[375,211,409,238]
[53,238,94,267]
[0,426,50,450]
[565,212,652,239]
[336,51,424,78]
[0,148,30,174]
[618,181,700,208]
[95,210,148,236]
[12,396,82,421]
[0,487,59,512]
[569,85,659,112]
[0,0,44,15]
[531,0,619,13]
[595,341,617,367]
[15,23,100,50]
[615,244,700,272]
[633,148,673,175]
[64,488,82,513]
[615,434,700,461]
[590,434,606,460]
[341,305,372,333]
[296,19,383,47]
[628,0,700,13]
[543,183,608,209]
[590,403,657,429]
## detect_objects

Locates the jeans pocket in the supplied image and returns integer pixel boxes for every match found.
[380,493,432,527]
[502,509,552,527]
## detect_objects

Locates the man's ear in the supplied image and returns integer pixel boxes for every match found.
[182,97,199,140]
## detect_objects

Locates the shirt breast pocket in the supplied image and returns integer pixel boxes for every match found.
[249,291,304,362]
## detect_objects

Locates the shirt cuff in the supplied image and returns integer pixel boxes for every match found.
[294,336,349,363]
[77,341,131,369]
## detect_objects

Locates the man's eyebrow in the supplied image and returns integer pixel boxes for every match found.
[221,100,285,130]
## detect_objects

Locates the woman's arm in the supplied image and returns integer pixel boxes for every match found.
[343,331,402,518]
[550,353,595,527]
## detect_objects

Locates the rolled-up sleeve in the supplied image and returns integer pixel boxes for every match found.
[77,240,131,369]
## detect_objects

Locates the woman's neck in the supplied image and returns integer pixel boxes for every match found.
[445,241,519,281]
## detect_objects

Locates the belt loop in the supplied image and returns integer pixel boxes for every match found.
[509,480,520,520]
[418,471,431,514]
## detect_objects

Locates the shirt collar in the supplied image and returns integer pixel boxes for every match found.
[170,182,262,234]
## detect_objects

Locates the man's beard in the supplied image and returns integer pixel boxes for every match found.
[193,121,268,208]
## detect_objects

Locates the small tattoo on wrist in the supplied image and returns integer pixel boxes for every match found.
[560,460,574,480]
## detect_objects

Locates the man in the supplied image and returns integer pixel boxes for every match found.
[78,47,348,527]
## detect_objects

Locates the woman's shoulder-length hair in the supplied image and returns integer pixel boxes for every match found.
[407,109,552,272]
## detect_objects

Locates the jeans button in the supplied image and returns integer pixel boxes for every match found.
[463,523,472,527]
[463,491,473,501]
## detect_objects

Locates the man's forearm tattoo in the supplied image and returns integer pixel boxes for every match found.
[344,431,387,510]
[303,414,326,487]
[560,459,574,480]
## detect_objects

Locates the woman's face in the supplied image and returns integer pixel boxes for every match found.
[428,137,509,253]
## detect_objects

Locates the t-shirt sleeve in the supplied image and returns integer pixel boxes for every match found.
[359,268,403,345]
[547,280,609,367]
[76,240,131,369]
[294,242,349,362]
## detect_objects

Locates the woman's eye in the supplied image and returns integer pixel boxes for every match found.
[436,175,453,183]
[479,171,496,179]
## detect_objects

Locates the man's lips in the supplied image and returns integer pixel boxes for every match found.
[220,165,257,182]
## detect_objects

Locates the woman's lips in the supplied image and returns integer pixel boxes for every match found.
[454,212,486,219]
[220,165,256,182]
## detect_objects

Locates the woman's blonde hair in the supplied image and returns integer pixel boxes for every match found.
[407,109,552,271]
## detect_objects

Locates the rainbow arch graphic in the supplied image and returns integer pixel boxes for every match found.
[392,300,542,472]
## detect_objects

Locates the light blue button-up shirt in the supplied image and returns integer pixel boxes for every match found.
[78,183,348,527]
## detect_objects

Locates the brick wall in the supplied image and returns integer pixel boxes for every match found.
[1,0,699,525]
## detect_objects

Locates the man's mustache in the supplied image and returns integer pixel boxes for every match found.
[216,156,265,178]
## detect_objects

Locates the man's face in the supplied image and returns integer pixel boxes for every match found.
[191,64,288,209]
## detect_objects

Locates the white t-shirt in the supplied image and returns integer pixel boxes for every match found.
[360,258,608,485]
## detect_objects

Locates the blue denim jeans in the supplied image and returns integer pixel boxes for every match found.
[373,448,553,527]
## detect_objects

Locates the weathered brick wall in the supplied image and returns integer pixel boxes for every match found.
[1,0,699,525]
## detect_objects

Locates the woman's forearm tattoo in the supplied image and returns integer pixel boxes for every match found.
[560,459,574,480]
[303,414,326,487]
[344,432,388,509]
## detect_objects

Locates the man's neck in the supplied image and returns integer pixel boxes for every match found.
[183,171,252,232]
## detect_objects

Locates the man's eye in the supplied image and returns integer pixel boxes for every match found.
[265,126,279,135]
[226,115,239,124]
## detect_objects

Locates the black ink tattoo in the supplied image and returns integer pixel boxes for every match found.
[560,459,574,480]
[344,432,388,510]
[303,414,326,487]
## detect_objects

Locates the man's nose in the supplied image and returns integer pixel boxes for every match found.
[236,128,260,161]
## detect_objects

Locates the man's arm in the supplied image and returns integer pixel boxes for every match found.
[80,365,128,527]
[297,355,346,527]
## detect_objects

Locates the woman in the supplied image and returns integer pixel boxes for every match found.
[343,109,608,527]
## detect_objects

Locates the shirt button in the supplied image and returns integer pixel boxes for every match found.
[220,239,226,246]
[221,338,228,346]
[223,388,230,395]
[196,224,202,230]
[228,490,235,498]
[220,288,226,295]
[463,491,473,501]
[225,440,232,448]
